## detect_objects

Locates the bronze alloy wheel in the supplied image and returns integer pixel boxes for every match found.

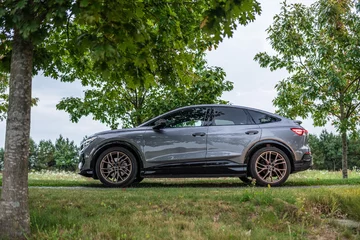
[96,147,137,187]
[250,147,290,186]
[100,151,132,183]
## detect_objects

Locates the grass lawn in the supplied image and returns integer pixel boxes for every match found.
[1,169,360,187]
[6,186,360,239]
[0,170,360,239]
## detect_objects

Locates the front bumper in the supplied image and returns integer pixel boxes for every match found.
[293,153,313,172]
[78,152,94,177]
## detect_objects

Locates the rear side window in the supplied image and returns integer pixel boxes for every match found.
[212,107,251,126]
[248,110,280,124]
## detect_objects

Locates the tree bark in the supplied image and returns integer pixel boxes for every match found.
[0,29,33,239]
[339,96,348,179]
[341,131,348,179]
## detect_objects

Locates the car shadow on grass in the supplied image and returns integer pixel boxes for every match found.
[129,181,250,188]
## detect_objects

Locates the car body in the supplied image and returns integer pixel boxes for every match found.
[78,104,312,187]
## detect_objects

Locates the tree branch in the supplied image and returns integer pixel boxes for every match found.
[343,76,360,94]
[346,101,360,119]
[297,56,323,89]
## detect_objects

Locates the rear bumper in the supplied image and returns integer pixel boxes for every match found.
[293,153,313,172]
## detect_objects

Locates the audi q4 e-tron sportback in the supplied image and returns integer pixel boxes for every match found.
[78,105,312,187]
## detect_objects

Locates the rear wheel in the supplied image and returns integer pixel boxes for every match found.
[96,147,138,187]
[250,147,290,187]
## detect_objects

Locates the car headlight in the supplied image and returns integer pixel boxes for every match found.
[80,136,97,152]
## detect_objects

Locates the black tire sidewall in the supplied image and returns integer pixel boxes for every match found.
[239,176,252,184]
[96,147,138,187]
[250,147,291,187]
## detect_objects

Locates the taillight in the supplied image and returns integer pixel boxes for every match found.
[291,128,308,136]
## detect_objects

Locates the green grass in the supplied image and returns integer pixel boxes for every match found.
[1,169,360,187]
[1,170,360,239]
[13,186,360,239]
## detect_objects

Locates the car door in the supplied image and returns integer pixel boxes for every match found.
[142,107,210,174]
[206,106,261,170]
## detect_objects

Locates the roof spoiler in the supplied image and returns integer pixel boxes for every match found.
[293,120,302,125]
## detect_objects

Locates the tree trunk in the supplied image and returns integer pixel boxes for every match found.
[0,29,33,239]
[341,131,348,179]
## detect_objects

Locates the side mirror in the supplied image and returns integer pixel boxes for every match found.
[153,119,167,130]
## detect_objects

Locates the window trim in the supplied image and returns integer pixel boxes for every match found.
[144,106,211,128]
[208,106,254,126]
[246,109,281,125]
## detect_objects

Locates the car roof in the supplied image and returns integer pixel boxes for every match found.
[139,104,286,127]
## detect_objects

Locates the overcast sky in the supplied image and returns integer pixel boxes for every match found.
[0,0,336,147]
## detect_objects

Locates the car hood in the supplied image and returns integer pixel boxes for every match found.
[92,127,147,137]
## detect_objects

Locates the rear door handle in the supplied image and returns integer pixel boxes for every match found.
[245,130,259,135]
[192,132,206,137]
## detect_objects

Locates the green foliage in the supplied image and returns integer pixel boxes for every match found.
[309,130,360,170]
[0,0,261,85]
[254,0,360,134]
[23,136,79,171]
[36,140,56,170]
[57,54,233,128]
[54,135,78,171]
[0,0,262,128]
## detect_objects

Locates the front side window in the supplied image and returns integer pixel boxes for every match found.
[150,107,208,128]
[211,107,251,126]
[248,110,280,124]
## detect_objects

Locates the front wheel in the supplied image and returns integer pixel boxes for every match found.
[96,147,138,187]
[132,177,144,184]
[250,147,290,187]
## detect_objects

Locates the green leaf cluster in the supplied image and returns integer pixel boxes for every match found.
[309,130,360,170]
[0,0,261,123]
[254,0,360,134]
[26,135,79,171]
[1,0,261,87]
[56,53,234,129]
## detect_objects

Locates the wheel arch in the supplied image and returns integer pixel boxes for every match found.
[90,141,144,178]
[244,140,295,173]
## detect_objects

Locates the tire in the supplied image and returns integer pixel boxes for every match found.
[250,147,291,187]
[96,147,138,187]
[132,177,144,184]
[239,176,252,184]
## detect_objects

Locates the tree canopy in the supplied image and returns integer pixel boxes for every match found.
[56,54,234,129]
[254,0,360,178]
[0,1,262,238]
[1,0,261,86]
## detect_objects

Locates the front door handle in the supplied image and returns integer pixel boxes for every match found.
[192,132,206,137]
[245,130,259,135]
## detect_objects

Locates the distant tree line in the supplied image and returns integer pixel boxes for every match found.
[309,130,360,171]
[0,135,78,171]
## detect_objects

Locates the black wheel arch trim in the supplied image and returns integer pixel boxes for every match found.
[244,140,296,171]
[90,141,145,172]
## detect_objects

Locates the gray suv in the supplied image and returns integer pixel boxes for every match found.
[78,105,312,187]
